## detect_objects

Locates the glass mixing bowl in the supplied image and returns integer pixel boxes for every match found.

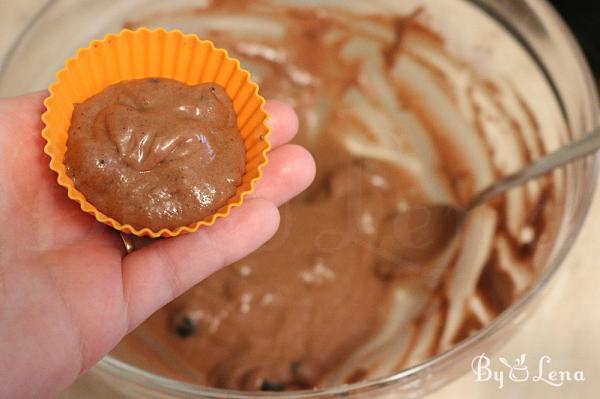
[1,0,597,397]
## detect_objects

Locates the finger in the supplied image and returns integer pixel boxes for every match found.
[265,100,299,148]
[251,144,316,206]
[122,198,280,329]
[0,91,47,132]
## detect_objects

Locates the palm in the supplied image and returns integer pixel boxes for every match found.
[0,92,314,399]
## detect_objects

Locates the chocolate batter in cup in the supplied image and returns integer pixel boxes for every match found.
[41,28,271,236]
[65,78,245,231]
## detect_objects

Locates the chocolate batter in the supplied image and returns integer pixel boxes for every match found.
[115,1,561,391]
[65,78,245,230]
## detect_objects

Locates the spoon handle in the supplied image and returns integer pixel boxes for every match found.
[468,128,600,210]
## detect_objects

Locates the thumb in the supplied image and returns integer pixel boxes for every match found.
[121,198,280,330]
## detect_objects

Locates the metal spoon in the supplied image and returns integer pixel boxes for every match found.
[387,128,600,263]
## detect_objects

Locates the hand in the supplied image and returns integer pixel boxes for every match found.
[0,92,315,398]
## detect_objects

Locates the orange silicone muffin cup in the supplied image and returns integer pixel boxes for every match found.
[41,28,271,238]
